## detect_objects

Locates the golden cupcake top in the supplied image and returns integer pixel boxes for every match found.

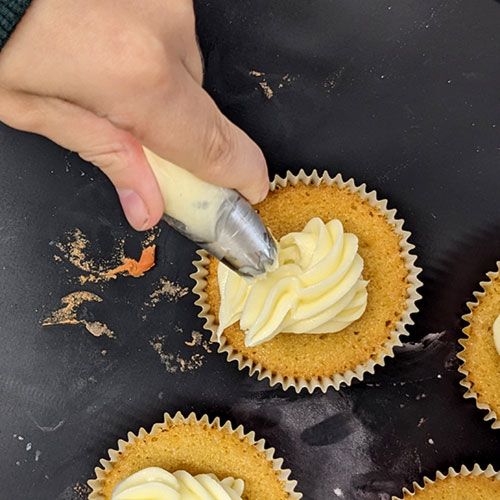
[90,412,300,500]
[395,470,500,499]
[217,217,368,346]
[111,467,244,500]
[458,263,500,429]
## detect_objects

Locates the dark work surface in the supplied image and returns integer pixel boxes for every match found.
[1,1,500,499]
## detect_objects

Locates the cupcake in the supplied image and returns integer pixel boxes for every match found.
[192,170,422,392]
[393,464,500,499]
[458,261,500,429]
[88,412,301,500]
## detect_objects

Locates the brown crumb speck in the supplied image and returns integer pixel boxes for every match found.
[147,278,189,307]
[42,291,115,339]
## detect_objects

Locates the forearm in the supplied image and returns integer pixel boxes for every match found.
[0,0,32,51]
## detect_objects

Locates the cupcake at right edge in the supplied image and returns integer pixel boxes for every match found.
[458,261,500,429]
[392,464,500,499]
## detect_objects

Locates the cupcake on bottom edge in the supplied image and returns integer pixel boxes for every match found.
[88,412,301,500]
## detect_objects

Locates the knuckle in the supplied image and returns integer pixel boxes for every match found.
[204,117,235,172]
[79,140,131,172]
[126,41,168,88]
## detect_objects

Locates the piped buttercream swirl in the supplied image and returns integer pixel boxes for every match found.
[111,467,244,500]
[493,314,500,357]
[217,217,368,347]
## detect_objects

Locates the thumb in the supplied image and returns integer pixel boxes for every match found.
[0,91,164,230]
[129,68,270,204]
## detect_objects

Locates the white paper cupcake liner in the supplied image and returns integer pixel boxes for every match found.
[88,411,302,499]
[191,169,422,393]
[457,262,500,429]
[392,463,500,499]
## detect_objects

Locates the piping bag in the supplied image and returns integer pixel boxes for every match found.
[144,148,277,278]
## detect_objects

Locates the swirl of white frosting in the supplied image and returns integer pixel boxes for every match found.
[493,314,500,357]
[217,217,368,347]
[111,467,244,500]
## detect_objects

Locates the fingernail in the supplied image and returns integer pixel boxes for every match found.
[116,189,149,230]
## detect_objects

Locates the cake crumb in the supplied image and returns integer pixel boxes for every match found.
[258,81,274,99]
[184,330,213,353]
[147,278,189,306]
[141,226,161,248]
[150,334,206,373]
[53,228,156,283]
[249,70,274,99]
[42,292,115,338]
[73,482,92,498]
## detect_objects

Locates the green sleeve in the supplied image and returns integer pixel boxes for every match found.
[0,0,32,51]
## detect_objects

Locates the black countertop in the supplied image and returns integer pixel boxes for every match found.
[1,1,500,499]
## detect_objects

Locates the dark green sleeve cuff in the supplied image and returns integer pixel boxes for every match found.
[0,0,32,51]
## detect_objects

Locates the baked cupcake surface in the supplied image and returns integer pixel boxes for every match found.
[459,262,500,428]
[199,174,420,388]
[88,413,300,500]
[393,465,500,499]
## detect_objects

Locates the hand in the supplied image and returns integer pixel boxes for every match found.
[0,0,269,230]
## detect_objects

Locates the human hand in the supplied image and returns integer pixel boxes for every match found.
[0,0,269,230]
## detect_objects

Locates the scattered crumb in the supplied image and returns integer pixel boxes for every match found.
[323,67,346,92]
[42,292,115,338]
[428,438,434,445]
[146,277,189,307]
[53,228,156,283]
[55,228,96,275]
[141,226,161,248]
[149,335,206,373]
[73,482,91,498]
[258,81,274,99]
[249,70,298,99]
[184,330,212,353]
[101,349,107,357]
[417,417,426,428]
[249,70,274,99]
